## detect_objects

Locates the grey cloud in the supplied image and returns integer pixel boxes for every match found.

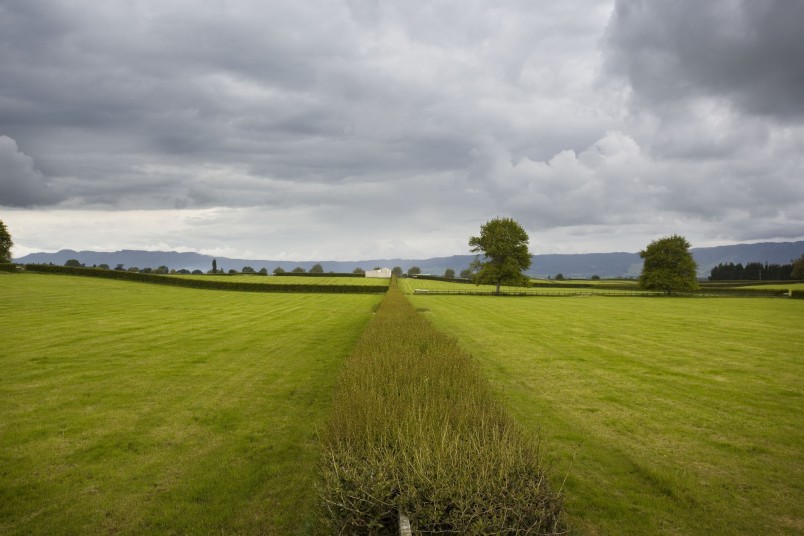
[2,0,609,208]
[605,0,804,121]
[2,0,802,258]
[0,136,64,207]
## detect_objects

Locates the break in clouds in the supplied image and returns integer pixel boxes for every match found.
[1,0,802,259]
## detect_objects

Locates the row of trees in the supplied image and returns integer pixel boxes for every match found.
[709,259,803,280]
[466,220,700,295]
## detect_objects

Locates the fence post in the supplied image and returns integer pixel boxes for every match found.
[399,512,412,536]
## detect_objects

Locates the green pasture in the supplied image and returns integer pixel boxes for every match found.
[0,273,381,535]
[178,274,389,287]
[399,278,534,294]
[530,278,638,287]
[735,282,804,291]
[408,294,804,535]
[398,278,650,295]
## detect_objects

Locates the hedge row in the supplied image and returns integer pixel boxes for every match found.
[23,264,388,294]
[318,279,564,534]
[0,263,17,273]
[690,288,788,298]
[792,290,804,299]
[274,272,364,278]
[410,274,472,283]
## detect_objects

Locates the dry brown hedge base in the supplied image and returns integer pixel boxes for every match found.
[317,281,564,534]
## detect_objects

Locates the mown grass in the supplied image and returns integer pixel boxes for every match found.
[398,278,650,295]
[178,274,390,287]
[407,294,804,535]
[530,279,639,287]
[318,281,563,534]
[735,282,804,291]
[399,278,542,294]
[0,273,382,535]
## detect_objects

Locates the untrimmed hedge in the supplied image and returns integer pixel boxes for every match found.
[0,263,17,273]
[318,279,564,534]
[792,290,804,299]
[23,264,388,294]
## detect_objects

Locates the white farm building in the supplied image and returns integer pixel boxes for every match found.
[365,267,392,278]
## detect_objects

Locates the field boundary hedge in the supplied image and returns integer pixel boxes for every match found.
[318,278,564,534]
[274,272,365,278]
[409,274,471,283]
[0,263,17,273]
[22,264,388,294]
[791,290,804,299]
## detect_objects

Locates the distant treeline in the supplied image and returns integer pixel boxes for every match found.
[709,261,795,281]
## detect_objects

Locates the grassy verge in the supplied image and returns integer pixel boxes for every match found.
[408,294,804,535]
[318,280,563,534]
[0,274,382,535]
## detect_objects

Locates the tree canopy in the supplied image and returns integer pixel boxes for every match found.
[792,254,804,279]
[310,263,324,273]
[638,235,699,294]
[468,217,532,293]
[0,219,12,263]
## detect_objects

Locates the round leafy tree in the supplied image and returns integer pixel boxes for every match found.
[469,217,532,294]
[638,235,699,295]
[0,219,12,263]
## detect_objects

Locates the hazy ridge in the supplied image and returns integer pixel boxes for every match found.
[14,241,804,278]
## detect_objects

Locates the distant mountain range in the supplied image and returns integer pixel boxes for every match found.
[14,241,804,279]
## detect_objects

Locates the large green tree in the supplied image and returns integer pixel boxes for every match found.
[0,219,12,263]
[638,235,699,295]
[469,217,532,294]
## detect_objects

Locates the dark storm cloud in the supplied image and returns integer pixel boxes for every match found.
[605,0,804,121]
[0,136,64,206]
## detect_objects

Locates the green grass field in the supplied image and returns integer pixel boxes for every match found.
[178,274,390,286]
[400,278,542,294]
[735,282,804,291]
[407,293,804,535]
[0,273,382,535]
[398,278,650,295]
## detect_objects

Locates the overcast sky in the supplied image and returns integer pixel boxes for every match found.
[2,0,803,261]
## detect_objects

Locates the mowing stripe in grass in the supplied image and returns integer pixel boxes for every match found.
[0,274,382,535]
[408,294,804,535]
